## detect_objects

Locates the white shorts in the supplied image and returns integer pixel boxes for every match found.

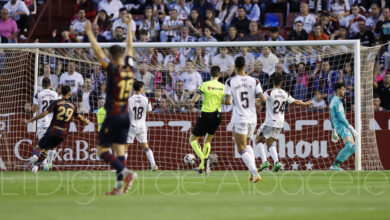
[256,124,282,140]
[37,127,48,139]
[233,122,256,138]
[126,126,148,144]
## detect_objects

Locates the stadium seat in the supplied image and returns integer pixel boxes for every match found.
[264,13,283,28]
[132,14,144,22]
[285,13,299,28]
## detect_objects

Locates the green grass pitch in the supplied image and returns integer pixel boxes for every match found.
[1,170,390,220]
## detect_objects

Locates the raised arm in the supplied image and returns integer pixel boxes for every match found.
[293,100,312,107]
[85,21,106,64]
[22,110,50,124]
[124,14,134,57]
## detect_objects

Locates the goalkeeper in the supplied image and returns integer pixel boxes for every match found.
[189,66,226,175]
[329,83,358,170]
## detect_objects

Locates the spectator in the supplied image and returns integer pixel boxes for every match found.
[332,26,348,40]
[366,3,382,33]
[186,9,203,39]
[187,101,201,112]
[339,62,354,98]
[172,25,196,58]
[179,60,202,95]
[268,27,286,57]
[351,20,375,46]
[308,0,322,12]
[83,23,107,42]
[234,46,255,75]
[76,95,89,113]
[122,0,152,14]
[288,20,308,41]
[139,6,160,41]
[136,30,149,56]
[311,91,327,111]
[89,65,106,93]
[166,80,190,112]
[340,4,366,35]
[134,62,155,95]
[308,23,329,40]
[211,47,234,82]
[320,11,340,38]
[160,8,183,42]
[98,0,123,20]
[50,28,78,42]
[152,0,169,24]
[223,25,240,41]
[163,47,186,72]
[94,95,105,114]
[204,8,222,38]
[242,0,260,22]
[153,98,171,113]
[215,0,238,31]
[59,61,84,97]
[109,26,125,42]
[192,0,212,21]
[375,72,390,110]
[112,8,136,38]
[294,2,317,34]
[313,60,338,101]
[78,77,99,112]
[269,63,294,95]
[198,26,217,62]
[191,47,209,75]
[375,7,390,43]
[151,86,165,109]
[330,0,350,22]
[70,9,89,41]
[250,61,270,90]
[256,46,279,76]
[138,47,164,66]
[283,46,308,74]
[243,21,266,41]
[373,94,384,111]
[74,0,97,21]
[293,62,309,100]
[4,0,29,40]
[38,64,59,92]
[93,9,111,33]
[267,0,287,25]
[170,0,191,20]
[230,7,250,37]
[0,8,17,43]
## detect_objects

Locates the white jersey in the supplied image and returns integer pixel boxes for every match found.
[264,88,295,128]
[33,89,59,128]
[225,75,263,124]
[128,94,152,129]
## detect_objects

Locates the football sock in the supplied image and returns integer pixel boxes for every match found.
[32,147,39,156]
[203,142,211,159]
[46,150,56,164]
[240,150,258,177]
[269,143,279,164]
[124,151,128,162]
[36,152,47,167]
[116,156,126,189]
[335,141,354,163]
[190,140,204,169]
[256,142,267,163]
[100,151,125,173]
[246,145,255,163]
[145,148,156,168]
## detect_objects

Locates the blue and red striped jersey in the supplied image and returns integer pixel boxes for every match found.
[46,99,79,138]
[102,56,135,115]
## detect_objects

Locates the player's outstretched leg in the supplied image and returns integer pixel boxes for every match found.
[203,134,213,176]
[331,140,355,170]
[255,142,270,172]
[190,135,205,174]
[268,140,281,172]
[26,146,41,170]
[31,151,48,173]
[144,147,157,171]
[44,149,56,171]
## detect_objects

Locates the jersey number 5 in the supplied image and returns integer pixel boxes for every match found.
[241,92,249,109]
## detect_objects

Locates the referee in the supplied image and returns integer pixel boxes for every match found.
[189,66,226,175]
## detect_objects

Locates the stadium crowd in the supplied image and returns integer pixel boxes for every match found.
[2,0,390,113]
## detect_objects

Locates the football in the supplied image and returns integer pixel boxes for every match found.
[184,154,195,165]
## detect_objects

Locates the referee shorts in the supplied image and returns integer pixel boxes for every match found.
[192,111,222,137]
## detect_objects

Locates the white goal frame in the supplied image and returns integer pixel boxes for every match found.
[0,40,362,170]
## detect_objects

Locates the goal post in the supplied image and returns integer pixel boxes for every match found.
[0,40,383,171]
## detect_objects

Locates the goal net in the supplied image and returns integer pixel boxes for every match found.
[0,41,384,171]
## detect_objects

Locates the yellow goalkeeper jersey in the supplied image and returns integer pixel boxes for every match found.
[96,107,106,132]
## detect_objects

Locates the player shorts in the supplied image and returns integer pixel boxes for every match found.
[192,111,222,137]
[98,113,130,147]
[233,122,256,138]
[336,125,353,140]
[256,124,282,140]
[127,126,148,144]
[38,134,64,150]
[37,127,48,139]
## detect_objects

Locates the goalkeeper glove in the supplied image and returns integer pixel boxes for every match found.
[331,130,339,143]
[348,125,358,138]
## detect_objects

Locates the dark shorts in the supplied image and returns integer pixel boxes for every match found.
[192,111,222,137]
[38,134,64,150]
[98,113,130,147]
